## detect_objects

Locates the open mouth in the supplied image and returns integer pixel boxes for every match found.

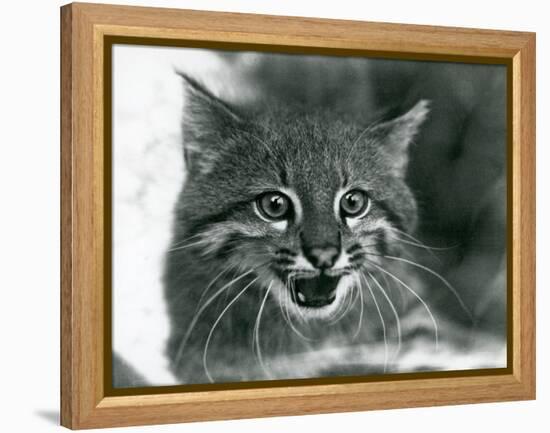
[291,273,341,308]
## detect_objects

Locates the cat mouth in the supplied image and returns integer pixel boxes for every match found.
[290,273,340,308]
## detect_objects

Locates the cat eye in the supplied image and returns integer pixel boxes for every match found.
[340,190,370,218]
[256,192,292,221]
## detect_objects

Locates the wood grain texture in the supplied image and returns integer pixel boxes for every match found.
[516,34,536,396]
[60,4,74,429]
[60,2,536,429]
[74,2,532,58]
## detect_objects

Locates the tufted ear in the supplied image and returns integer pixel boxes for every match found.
[177,71,243,174]
[369,100,430,176]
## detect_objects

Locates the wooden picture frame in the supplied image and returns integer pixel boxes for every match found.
[60,2,536,429]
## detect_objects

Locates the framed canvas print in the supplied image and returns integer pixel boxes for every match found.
[60,2,536,429]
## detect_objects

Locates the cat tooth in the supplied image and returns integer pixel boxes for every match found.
[297,292,306,303]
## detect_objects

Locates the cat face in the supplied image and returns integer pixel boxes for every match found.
[176,73,428,321]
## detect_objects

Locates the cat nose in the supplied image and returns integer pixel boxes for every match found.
[305,246,339,269]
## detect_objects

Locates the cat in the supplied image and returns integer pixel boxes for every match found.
[236,54,507,333]
[162,72,440,384]
[111,54,506,388]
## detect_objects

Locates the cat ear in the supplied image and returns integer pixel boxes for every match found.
[177,71,243,174]
[370,100,430,176]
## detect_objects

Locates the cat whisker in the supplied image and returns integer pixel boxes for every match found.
[341,284,360,319]
[382,255,474,324]
[362,272,388,372]
[327,284,356,325]
[368,271,402,360]
[387,227,459,251]
[171,262,238,307]
[253,280,274,379]
[173,263,267,369]
[349,243,377,259]
[386,235,443,264]
[279,278,314,342]
[283,302,313,342]
[367,260,439,351]
[286,274,307,323]
[167,238,209,253]
[380,267,407,311]
[194,262,238,313]
[353,274,364,340]
[175,250,270,305]
[359,243,380,249]
[359,251,385,258]
[169,231,206,248]
[388,236,450,254]
[203,276,259,383]
[361,232,441,263]
[278,299,294,339]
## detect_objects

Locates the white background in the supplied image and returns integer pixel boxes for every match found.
[0,0,546,432]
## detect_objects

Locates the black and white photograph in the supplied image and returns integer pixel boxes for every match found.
[111,44,508,388]
[2,0,546,431]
